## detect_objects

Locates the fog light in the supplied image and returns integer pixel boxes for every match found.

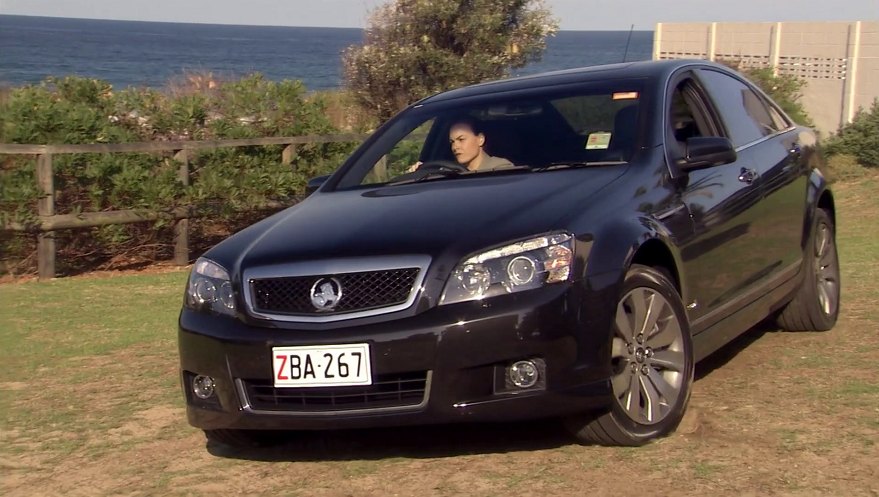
[509,360,539,388]
[192,375,216,399]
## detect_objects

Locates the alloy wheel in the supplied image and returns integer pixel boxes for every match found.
[814,221,839,317]
[611,287,687,425]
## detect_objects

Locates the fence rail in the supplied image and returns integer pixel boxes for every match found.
[0,133,369,280]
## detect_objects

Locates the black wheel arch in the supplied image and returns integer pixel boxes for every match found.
[818,188,835,224]
[629,238,682,295]
[579,215,684,294]
[807,168,835,232]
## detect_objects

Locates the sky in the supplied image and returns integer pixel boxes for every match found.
[0,0,876,31]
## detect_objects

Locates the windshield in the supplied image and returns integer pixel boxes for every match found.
[335,81,645,189]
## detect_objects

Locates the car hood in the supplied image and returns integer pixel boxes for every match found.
[209,168,626,272]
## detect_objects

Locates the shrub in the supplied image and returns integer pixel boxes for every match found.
[823,153,870,183]
[727,66,813,127]
[823,99,879,168]
[0,74,357,275]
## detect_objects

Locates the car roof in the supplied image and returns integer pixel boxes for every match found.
[418,59,725,104]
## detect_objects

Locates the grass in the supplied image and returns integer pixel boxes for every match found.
[693,461,723,480]
[0,271,187,372]
[0,270,189,464]
[1,171,878,497]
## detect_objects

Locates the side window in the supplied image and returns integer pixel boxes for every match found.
[666,78,713,159]
[669,85,703,143]
[361,119,434,185]
[768,104,791,131]
[697,69,779,148]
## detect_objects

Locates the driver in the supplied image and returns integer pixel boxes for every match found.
[408,117,513,172]
[447,117,513,171]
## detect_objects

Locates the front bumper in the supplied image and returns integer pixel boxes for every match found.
[178,284,615,431]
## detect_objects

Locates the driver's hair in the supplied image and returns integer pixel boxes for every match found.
[448,115,484,136]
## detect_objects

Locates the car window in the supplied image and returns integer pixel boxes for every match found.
[361,119,434,185]
[669,84,704,141]
[552,94,638,137]
[767,103,791,131]
[338,82,645,189]
[696,68,780,148]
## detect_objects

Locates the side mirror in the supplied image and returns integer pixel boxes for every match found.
[679,136,737,171]
[305,174,331,195]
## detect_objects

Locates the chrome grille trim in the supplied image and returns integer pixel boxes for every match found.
[243,255,431,323]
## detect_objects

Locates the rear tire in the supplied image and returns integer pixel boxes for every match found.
[777,208,840,331]
[565,265,694,446]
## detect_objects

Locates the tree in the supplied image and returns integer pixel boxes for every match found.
[343,0,558,121]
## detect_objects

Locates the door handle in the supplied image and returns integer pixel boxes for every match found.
[738,168,759,185]
[788,143,803,165]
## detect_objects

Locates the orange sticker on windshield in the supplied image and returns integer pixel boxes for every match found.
[612,92,639,100]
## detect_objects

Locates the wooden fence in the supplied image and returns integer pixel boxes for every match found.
[0,133,368,280]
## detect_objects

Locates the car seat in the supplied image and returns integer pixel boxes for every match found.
[602,104,638,162]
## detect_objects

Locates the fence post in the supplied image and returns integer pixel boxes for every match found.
[282,144,297,167]
[36,152,56,280]
[173,150,190,266]
[374,155,388,182]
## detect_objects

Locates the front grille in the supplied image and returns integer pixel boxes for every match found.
[241,371,429,412]
[251,268,420,315]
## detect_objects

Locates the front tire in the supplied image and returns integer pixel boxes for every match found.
[776,208,840,331]
[566,265,694,446]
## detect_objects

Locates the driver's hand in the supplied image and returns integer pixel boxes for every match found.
[407,161,423,172]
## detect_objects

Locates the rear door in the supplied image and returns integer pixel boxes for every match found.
[695,68,808,288]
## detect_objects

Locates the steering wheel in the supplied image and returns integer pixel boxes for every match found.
[416,160,469,173]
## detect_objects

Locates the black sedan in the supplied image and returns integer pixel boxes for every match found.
[178,59,840,447]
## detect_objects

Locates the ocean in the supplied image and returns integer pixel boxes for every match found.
[0,15,653,92]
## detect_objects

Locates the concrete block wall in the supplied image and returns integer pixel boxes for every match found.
[654,21,879,136]
[855,22,879,114]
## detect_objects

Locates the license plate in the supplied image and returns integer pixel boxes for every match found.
[272,344,371,388]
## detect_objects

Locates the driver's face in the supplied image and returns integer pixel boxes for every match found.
[449,123,484,167]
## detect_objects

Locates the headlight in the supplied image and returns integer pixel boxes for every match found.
[185,257,236,317]
[440,233,573,305]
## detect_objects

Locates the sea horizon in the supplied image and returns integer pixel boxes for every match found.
[0,14,654,91]
[0,13,656,33]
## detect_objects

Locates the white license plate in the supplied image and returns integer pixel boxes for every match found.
[272,344,372,388]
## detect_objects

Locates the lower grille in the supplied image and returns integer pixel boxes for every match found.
[240,371,430,412]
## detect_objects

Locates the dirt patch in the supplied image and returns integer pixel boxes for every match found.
[106,405,182,442]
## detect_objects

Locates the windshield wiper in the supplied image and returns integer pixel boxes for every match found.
[386,168,465,186]
[534,161,625,172]
[386,164,531,186]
